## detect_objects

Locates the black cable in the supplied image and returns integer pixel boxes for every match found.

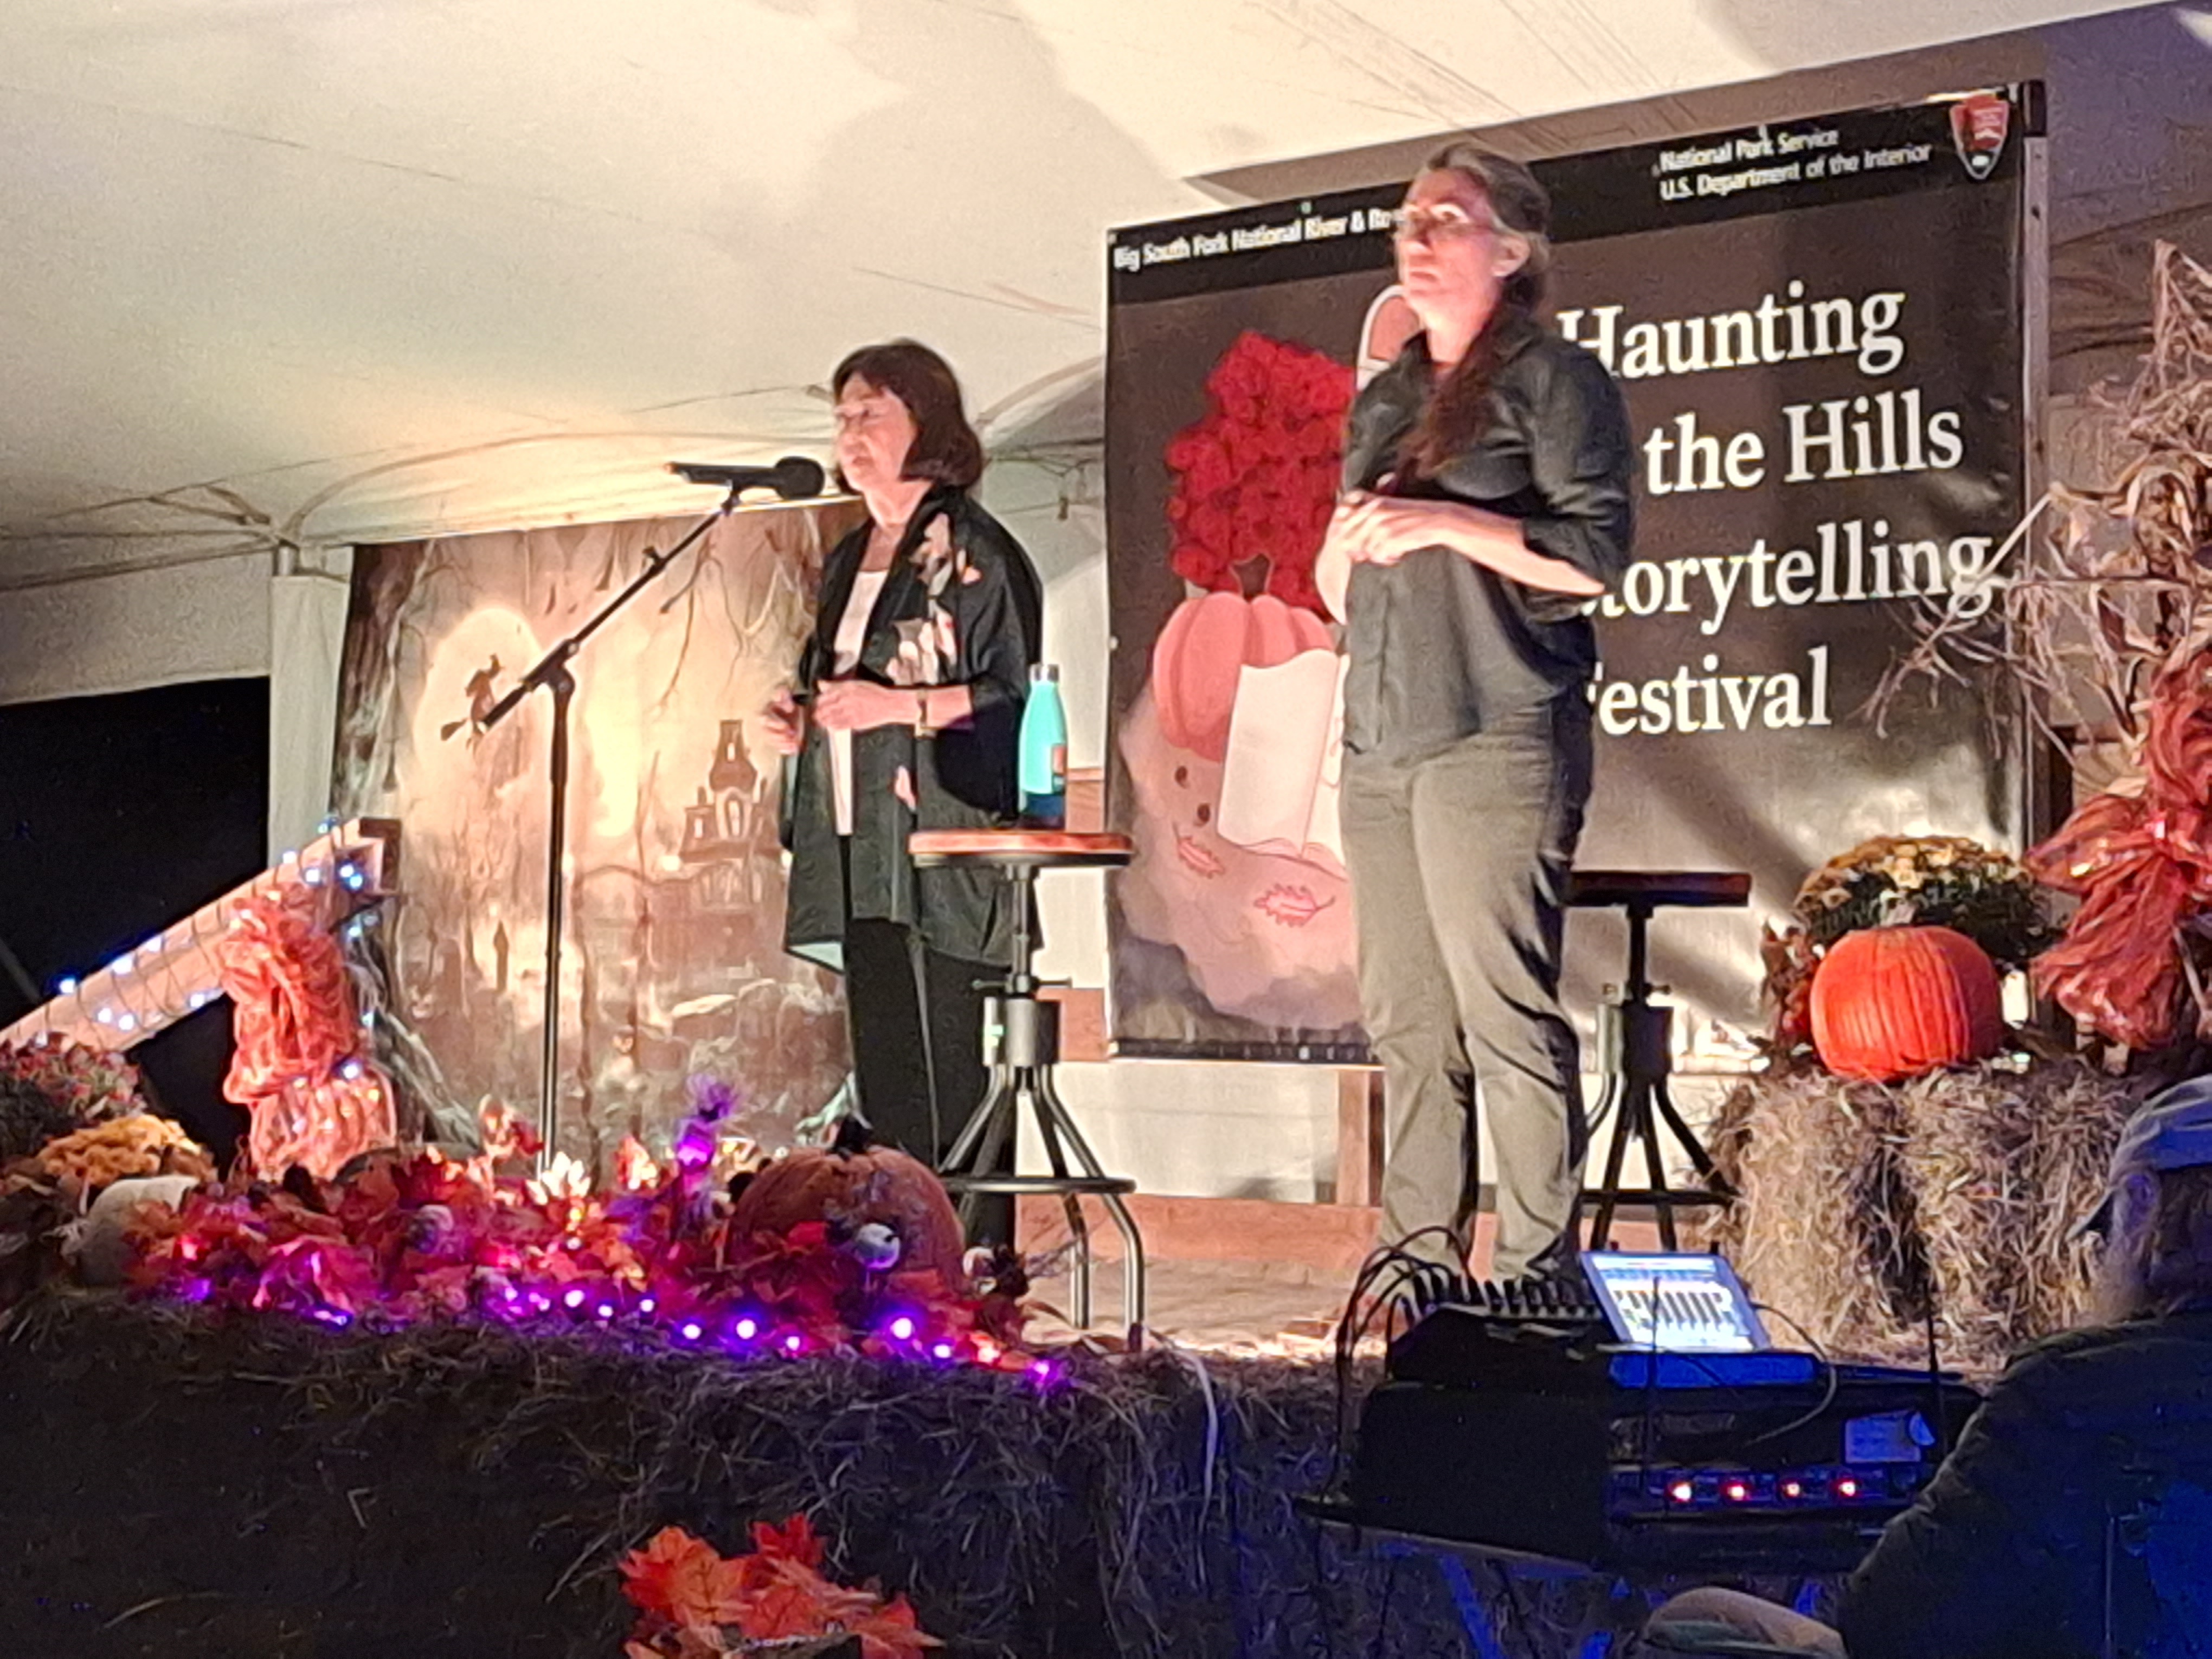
[1307,1510,1341,1659]
[1924,1294,1954,1459]
[1328,1228,1469,1490]
[1365,1555,1399,1659]
[1742,1300,1840,1450]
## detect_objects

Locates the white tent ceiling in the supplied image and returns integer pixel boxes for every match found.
[0,0,2156,582]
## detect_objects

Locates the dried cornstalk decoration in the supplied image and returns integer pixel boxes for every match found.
[1872,240,2212,749]
[1695,1059,2148,1379]
[1867,242,2212,1054]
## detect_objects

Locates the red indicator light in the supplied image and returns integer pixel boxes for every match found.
[1668,1481,1695,1504]
[1782,1480,1804,1500]
[1836,1476,1861,1500]
[1723,1480,1750,1503]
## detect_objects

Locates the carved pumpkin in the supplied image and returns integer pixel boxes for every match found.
[1811,925,2006,1082]
[729,1121,968,1287]
[1151,590,1332,762]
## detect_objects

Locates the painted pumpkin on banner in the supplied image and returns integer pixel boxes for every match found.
[1811,924,2005,1082]
[1150,590,1333,762]
[729,1122,968,1287]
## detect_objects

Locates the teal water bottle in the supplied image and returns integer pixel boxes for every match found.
[1018,663,1068,828]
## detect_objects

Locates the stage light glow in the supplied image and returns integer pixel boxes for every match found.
[57,978,77,994]
[595,1303,615,1320]
[562,1287,587,1310]
[638,1297,657,1315]
[1782,1480,1804,1500]
[888,1315,916,1342]
[731,1315,761,1342]
[1723,1480,1750,1503]
[1835,1476,1861,1499]
[1668,1480,1695,1504]
[678,1321,704,1342]
[783,1333,804,1354]
[931,1341,955,1361]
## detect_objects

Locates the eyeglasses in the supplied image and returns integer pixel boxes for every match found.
[1391,205,1500,245]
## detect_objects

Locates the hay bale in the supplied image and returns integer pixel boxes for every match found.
[0,1293,1770,1658]
[1698,1059,2145,1378]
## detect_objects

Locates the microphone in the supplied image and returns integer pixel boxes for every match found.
[667,455,828,500]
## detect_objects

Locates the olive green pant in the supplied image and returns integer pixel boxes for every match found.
[1341,700,1591,1281]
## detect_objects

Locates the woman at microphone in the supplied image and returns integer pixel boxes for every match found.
[1317,146,1634,1285]
[763,340,1042,1234]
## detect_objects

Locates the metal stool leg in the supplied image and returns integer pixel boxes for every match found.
[1038,1068,1146,1335]
[1030,1069,1095,1329]
[1588,1071,1638,1250]
[924,848,1146,1340]
[1631,1081,1679,1250]
[1654,1077,1729,1189]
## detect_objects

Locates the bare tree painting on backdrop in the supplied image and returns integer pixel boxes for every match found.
[329,500,867,1169]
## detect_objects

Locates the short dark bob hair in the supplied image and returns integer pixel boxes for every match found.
[831,339,985,491]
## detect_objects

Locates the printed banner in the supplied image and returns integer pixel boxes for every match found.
[1105,89,2038,1062]
[330,503,866,1163]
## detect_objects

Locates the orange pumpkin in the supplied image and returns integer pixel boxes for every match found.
[1151,590,1333,761]
[729,1123,968,1287]
[1811,925,2006,1082]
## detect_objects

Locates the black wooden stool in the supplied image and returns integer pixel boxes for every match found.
[1567,869,1749,1249]
[908,829,1146,1339]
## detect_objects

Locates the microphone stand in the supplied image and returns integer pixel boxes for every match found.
[473,481,751,1171]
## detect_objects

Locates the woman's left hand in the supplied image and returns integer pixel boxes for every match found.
[1339,491,1519,569]
[812,678,917,732]
[1335,490,1449,567]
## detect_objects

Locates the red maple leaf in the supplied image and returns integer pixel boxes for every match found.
[619,1527,738,1631]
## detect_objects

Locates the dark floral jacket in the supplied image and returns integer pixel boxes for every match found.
[780,487,1042,971]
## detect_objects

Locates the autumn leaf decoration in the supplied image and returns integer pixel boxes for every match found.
[619,1517,938,1659]
[1253,884,1333,928]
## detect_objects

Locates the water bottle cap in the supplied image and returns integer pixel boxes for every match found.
[1029,663,1060,684]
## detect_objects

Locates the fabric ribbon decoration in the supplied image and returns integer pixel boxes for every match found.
[2024,649,2212,1049]
[219,888,395,1179]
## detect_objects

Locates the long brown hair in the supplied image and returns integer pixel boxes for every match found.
[1397,144,1553,479]
[831,339,986,490]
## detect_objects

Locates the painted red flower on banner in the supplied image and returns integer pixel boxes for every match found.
[1163,331,1353,615]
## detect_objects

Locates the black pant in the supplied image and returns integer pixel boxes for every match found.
[842,918,1011,1246]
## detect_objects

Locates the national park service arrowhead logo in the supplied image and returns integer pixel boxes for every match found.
[1950,93,2010,181]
